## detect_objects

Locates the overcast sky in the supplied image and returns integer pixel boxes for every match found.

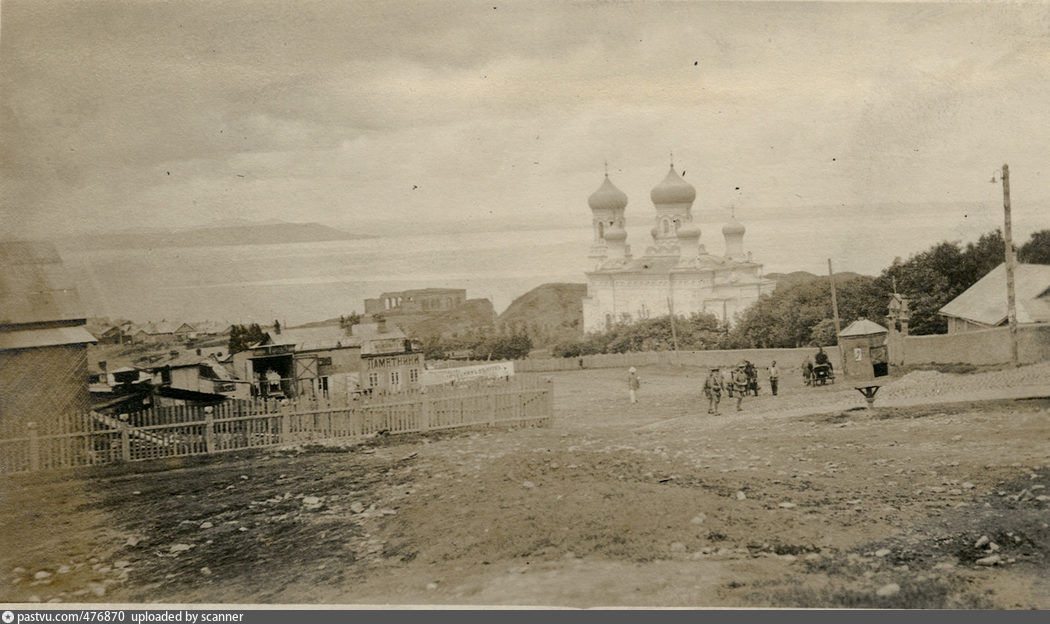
[3,0,1050,239]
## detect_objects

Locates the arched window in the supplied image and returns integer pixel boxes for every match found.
[598,222,605,239]
[661,219,670,235]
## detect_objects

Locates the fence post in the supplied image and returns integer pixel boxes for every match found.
[420,389,431,432]
[119,414,131,462]
[27,421,40,472]
[204,406,215,453]
[489,384,497,426]
[280,399,292,443]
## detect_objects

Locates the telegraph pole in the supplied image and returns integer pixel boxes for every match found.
[1001,164,1020,367]
[667,295,680,366]
[828,259,843,369]
[828,259,842,337]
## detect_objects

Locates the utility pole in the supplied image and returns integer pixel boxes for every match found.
[828,259,842,337]
[667,295,680,366]
[1000,163,1020,367]
[828,259,843,369]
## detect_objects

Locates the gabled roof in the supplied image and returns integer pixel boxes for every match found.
[0,241,85,326]
[0,326,97,350]
[939,263,1050,326]
[838,318,888,337]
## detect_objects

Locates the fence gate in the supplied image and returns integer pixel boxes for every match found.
[294,356,318,396]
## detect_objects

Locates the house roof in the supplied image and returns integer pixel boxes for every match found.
[0,241,85,326]
[838,318,888,337]
[939,263,1050,326]
[0,326,97,350]
[349,322,407,342]
[258,326,354,351]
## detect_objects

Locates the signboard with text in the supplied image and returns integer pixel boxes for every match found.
[422,361,515,386]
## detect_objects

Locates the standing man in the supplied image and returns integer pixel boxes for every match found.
[732,363,749,412]
[768,360,780,396]
[627,367,640,404]
[703,367,724,415]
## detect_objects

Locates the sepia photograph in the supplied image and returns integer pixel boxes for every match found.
[2,0,1050,611]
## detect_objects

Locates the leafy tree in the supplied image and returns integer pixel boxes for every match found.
[340,311,363,328]
[1019,230,1050,264]
[228,323,267,354]
[552,312,724,357]
[473,333,533,360]
[810,319,838,347]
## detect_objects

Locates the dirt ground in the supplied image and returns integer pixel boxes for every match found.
[2,363,1049,608]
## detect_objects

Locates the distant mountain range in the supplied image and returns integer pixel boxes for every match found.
[57,221,372,250]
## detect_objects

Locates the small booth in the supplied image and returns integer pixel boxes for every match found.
[838,319,889,380]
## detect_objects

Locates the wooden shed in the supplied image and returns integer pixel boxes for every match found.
[838,319,889,380]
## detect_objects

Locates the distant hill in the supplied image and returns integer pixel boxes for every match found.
[766,270,867,291]
[399,299,497,340]
[59,222,371,250]
[497,283,586,347]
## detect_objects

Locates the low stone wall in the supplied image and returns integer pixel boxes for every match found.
[514,347,824,373]
[898,323,1050,366]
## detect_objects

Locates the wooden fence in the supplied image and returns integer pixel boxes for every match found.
[0,377,553,474]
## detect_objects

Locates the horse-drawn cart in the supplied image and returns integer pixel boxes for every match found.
[811,363,835,385]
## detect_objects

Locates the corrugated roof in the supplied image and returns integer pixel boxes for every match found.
[939,263,1050,326]
[0,241,85,325]
[838,318,888,337]
[0,326,97,350]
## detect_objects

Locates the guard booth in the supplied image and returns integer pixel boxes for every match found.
[837,319,889,380]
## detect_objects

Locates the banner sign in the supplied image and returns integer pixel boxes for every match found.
[422,361,514,385]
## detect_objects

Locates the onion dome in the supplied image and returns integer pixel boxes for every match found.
[722,218,745,236]
[650,166,696,205]
[604,225,627,242]
[588,176,628,212]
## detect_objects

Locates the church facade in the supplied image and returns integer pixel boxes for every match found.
[581,163,776,333]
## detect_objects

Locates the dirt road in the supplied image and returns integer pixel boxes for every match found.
[2,363,1049,607]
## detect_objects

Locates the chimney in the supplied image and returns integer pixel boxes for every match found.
[377,318,388,334]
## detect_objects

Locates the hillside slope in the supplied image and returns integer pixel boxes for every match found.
[497,283,586,347]
[400,298,497,340]
[767,270,866,291]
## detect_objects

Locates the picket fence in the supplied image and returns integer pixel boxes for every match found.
[0,377,553,474]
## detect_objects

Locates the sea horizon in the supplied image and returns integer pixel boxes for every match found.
[54,200,1046,327]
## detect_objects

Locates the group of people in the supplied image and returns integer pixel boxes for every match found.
[625,360,782,415]
[701,360,779,414]
[802,346,834,386]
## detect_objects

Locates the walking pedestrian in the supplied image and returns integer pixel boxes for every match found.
[768,360,780,396]
[722,367,735,398]
[703,367,724,415]
[627,367,640,404]
[732,363,749,412]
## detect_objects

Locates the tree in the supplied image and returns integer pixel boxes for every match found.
[1019,230,1050,264]
[810,319,838,346]
[473,333,533,360]
[228,323,267,354]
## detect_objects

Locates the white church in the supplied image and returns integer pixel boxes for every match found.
[582,162,776,333]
